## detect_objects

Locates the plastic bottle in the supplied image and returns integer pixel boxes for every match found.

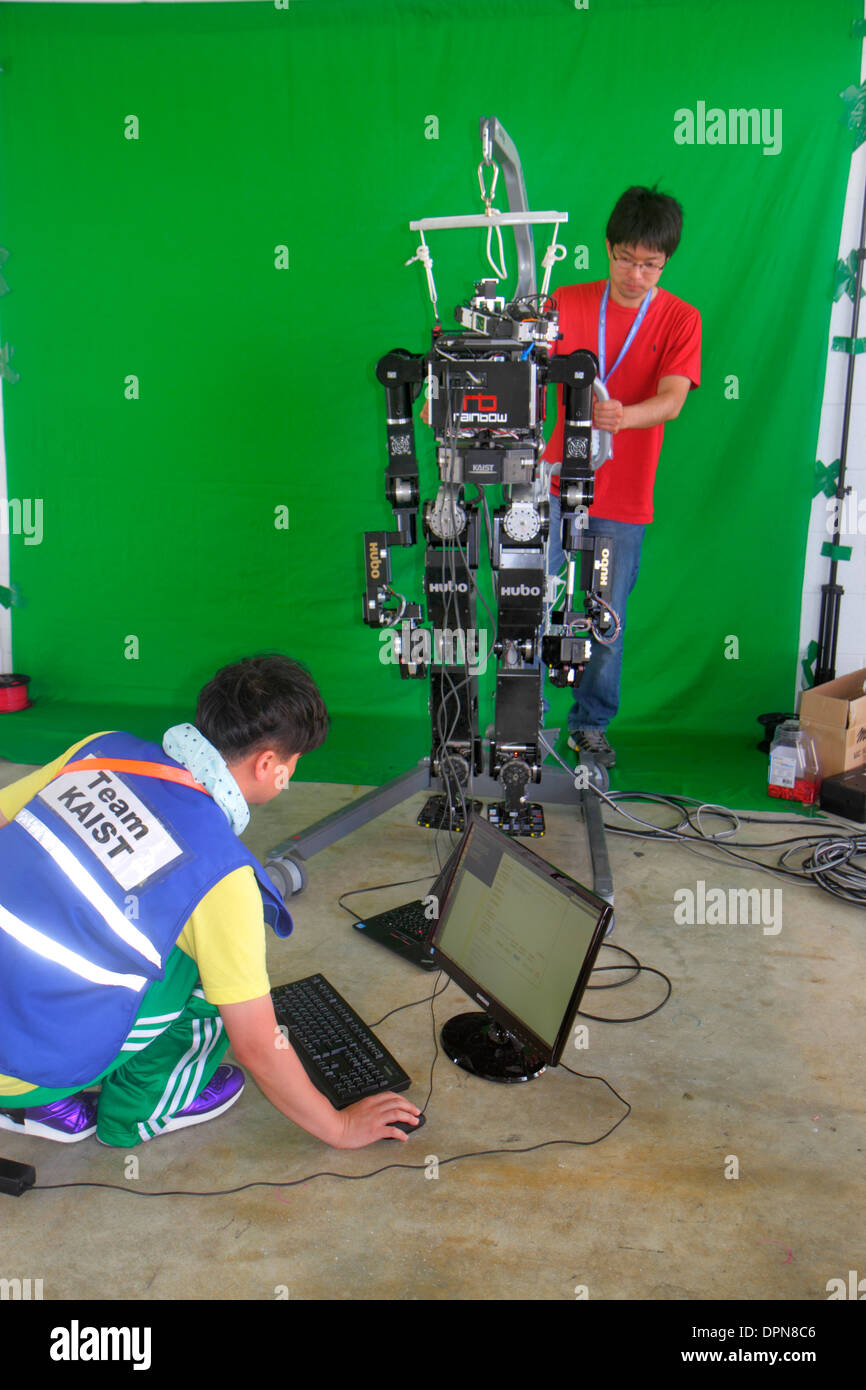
[768,719,820,805]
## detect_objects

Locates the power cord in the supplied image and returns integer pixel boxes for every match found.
[538,728,866,906]
[29,957,640,1199]
[599,787,866,906]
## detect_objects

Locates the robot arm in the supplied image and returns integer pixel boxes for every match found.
[375,350,426,545]
[361,351,426,650]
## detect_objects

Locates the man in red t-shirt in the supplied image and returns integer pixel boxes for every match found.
[545,185,701,765]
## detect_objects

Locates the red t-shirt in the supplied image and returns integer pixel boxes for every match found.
[545,280,701,523]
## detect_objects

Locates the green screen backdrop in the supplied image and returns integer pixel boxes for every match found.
[0,0,859,808]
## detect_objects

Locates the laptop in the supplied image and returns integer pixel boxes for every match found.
[351,839,464,968]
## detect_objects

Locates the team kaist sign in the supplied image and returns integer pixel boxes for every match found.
[34,767,183,892]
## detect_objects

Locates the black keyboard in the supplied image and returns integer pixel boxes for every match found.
[270,974,412,1110]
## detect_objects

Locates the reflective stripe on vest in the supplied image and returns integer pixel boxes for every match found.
[0,902,147,991]
[15,807,162,968]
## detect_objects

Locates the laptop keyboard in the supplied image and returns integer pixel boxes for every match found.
[359,900,432,943]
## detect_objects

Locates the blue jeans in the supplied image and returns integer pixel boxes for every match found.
[547,494,645,732]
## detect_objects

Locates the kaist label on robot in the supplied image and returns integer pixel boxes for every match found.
[33,769,183,891]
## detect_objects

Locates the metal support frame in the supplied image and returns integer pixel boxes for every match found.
[265,747,614,914]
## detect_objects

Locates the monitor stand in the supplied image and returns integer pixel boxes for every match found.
[441,1013,547,1084]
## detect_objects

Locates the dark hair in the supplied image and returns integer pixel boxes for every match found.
[606,185,683,259]
[195,655,329,762]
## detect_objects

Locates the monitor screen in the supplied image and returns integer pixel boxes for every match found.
[430,815,612,1072]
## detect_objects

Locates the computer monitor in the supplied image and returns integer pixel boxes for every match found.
[429,814,613,1083]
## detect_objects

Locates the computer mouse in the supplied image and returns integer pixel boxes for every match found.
[384,1112,426,1139]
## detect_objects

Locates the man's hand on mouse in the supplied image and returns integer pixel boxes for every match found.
[335,1092,423,1148]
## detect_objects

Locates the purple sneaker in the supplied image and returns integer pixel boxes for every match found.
[0,1091,98,1143]
[160,1064,245,1135]
[96,1065,247,1145]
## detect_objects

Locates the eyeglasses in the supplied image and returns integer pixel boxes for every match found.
[610,249,666,275]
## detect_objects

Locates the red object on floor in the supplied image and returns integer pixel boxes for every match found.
[0,675,31,713]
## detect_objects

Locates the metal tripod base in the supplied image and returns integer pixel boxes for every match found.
[264,745,614,920]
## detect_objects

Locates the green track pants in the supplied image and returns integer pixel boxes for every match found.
[2,947,230,1147]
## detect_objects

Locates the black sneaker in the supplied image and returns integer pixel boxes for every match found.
[567,729,616,766]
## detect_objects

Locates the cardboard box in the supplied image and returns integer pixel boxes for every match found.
[798,668,866,778]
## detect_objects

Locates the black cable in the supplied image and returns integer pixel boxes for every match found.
[597,787,866,905]
[29,953,641,1199]
[537,730,866,908]
[427,375,490,843]
[368,973,450,1030]
[582,939,642,986]
[577,962,672,1023]
[32,1106,632,1200]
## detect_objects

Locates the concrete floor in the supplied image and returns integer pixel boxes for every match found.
[1,757,863,1302]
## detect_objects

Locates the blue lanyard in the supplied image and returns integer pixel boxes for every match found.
[598,283,653,386]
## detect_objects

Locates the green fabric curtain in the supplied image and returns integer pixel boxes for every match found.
[0,0,858,796]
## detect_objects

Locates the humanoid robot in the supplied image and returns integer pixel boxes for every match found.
[362,117,620,837]
[266,118,618,913]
